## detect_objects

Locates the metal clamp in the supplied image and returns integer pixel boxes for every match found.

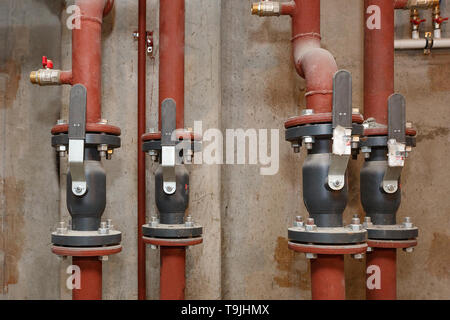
[68,84,87,196]
[383,94,406,194]
[328,70,352,190]
[161,98,177,195]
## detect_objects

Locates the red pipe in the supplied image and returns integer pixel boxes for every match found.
[292,0,338,114]
[366,249,397,300]
[137,0,147,301]
[72,257,102,300]
[310,255,345,300]
[72,0,110,123]
[160,247,186,300]
[394,0,408,8]
[159,0,185,130]
[364,0,394,125]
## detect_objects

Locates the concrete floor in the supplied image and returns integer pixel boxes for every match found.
[0,0,449,299]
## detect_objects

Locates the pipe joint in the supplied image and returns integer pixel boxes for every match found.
[252,1,281,16]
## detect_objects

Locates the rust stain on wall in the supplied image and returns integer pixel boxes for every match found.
[0,59,21,109]
[415,124,450,143]
[426,232,450,279]
[273,236,310,290]
[0,176,25,293]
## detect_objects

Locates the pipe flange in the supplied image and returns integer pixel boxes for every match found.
[51,133,121,149]
[366,224,418,240]
[360,135,416,148]
[142,223,203,239]
[285,123,364,142]
[143,236,203,247]
[367,239,417,249]
[288,226,367,244]
[52,123,121,136]
[364,127,417,137]
[288,242,367,255]
[51,229,122,247]
[51,244,122,257]
[284,112,364,128]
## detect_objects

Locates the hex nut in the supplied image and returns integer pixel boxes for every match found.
[305,253,317,259]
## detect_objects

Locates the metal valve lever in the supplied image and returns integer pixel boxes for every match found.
[68,84,87,196]
[328,70,353,191]
[161,98,177,195]
[383,94,406,194]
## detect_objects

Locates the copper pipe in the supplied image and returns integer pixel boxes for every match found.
[72,257,102,300]
[160,247,186,300]
[310,255,345,300]
[364,0,394,125]
[159,0,185,130]
[292,0,338,114]
[137,0,147,301]
[60,71,73,85]
[366,249,397,300]
[72,0,109,123]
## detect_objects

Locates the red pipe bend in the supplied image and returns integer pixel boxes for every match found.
[291,0,338,114]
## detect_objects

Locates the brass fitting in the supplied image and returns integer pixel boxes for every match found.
[251,1,280,17]
[29,69,61,85]
[406,0,439,9]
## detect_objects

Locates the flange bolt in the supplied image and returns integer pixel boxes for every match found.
[305,218,317,231]
[185,215,194,227]
[403,216,413,228]
[294,215,304,227]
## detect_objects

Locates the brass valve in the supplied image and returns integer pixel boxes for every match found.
[30,56,61,85]
[251,1,281,17]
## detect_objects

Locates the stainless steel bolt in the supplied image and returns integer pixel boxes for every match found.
[99,256,109,261]
[305,253,317,259]
[185,215,194,227]
[301,109,314,116]
[367,247,373,252]
[403,216,413,228]
[403,247,414,253]
[294,216,304,227]
[352,253,364,260]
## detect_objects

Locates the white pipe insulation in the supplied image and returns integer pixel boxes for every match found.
[394,38,450,50]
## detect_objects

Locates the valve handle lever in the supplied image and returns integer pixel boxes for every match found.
[161,98,177,195]
[383,93,407,194]
[68,84,87,196]
[328,70,353,191]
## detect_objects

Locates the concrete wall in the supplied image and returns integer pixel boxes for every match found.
[0,0,449,300]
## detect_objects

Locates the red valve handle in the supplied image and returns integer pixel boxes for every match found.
[411,18,426,25]
[42,56,47,68]
[434,16,449,24]
[46,60,54,69]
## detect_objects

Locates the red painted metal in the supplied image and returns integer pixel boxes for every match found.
[367,239,417,249]
[142,130,202,142]
[284,113,364,128]
[364,127,417,136]
[143,236,203,247]
[160,247,186,300]
[51,123,121,135]
[291,0,338,114]
[394,0,408,8]
[52,245,122,257]
[310,255,345,300]
[288,242,367,255]
[159,0,185,130]
[364,0,394,125]
[366,248,397,300]
[72,256,102,300]
[72,0,107,124]
[137,0,147,301]
[60,71,73,85]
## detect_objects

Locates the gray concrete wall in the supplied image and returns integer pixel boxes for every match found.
[0,0,449,300]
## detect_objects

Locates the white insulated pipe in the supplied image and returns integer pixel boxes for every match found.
[395,38,450,50]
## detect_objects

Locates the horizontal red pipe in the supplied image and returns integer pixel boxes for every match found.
[292,0,338,114]
[310,255,345,300]
[159,0,185,130]
[160,247,186,300]
[364,0,394,125]
[394,0,408,8]
[72,256,102,300]
[366,248,397,300]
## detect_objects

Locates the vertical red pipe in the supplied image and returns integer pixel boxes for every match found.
[159,0,185,130]
[160,247,186,300]
[310,255,345,300]
[364,0,394,125]
[137,0,147,300]
[72,257,102,300]
[366,249,397,299]
[72,0,107,123]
